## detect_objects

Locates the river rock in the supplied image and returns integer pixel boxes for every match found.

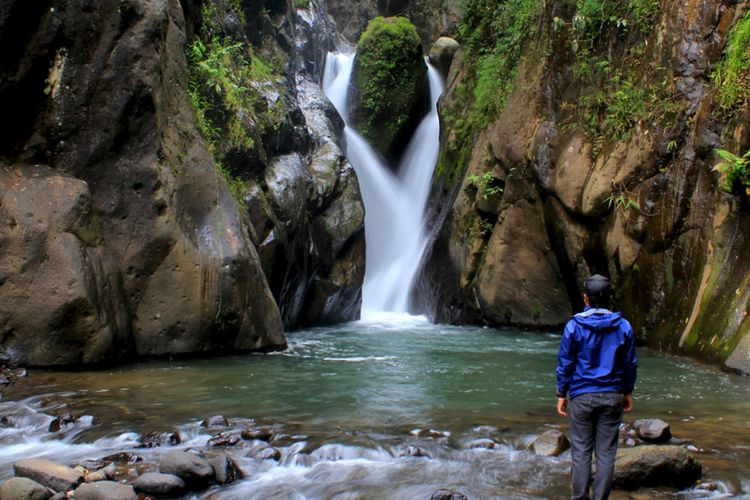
[613,445,702,490]
[208,432,242,447]
[100,452,142,464]
[253,447,282,461]
[400,445,430,458]
[429,37,460,76]
[632,419,672,443]
[158,451,214,486]
[13,459,83,493]
[209,455,243,484]
[48,414,94,433]
[202,415,228,428]
[73,481,135,500]
[431,489,468,500]
[467,438,498,450]
[530,430,571,457]
[84,463,115,483]
[132,472,185,496]
[241,428,274,441]
[0,477,50,500]
[137,430,181,448]
[0,366,27,386]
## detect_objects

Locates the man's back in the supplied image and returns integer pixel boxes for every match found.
[557,307,637,399]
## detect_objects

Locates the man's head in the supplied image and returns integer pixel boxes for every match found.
[583,274,612,308]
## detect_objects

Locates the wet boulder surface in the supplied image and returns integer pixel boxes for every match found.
[0,0,288,366]
[415,0,750,370]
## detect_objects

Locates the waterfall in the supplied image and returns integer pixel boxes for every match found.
[322,52,444,315]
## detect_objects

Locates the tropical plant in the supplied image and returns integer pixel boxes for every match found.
[713,148,750,196]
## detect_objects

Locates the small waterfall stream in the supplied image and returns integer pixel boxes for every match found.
[322,52,444,314]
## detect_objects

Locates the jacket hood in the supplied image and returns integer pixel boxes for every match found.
[572,307,622,331]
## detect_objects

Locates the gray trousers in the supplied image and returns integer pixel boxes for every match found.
[568,392,624,500]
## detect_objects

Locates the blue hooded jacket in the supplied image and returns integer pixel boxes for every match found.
[556,307,637,399]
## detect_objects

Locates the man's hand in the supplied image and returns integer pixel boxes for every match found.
[557,397,567,417]
[623,393,633,412]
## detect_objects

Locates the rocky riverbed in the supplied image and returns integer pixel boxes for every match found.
[0,409,709,499]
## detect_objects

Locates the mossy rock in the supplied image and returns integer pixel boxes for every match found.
[351,16,427,161]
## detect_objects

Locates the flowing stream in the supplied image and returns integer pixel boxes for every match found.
[322,52,443,313]
[1,316,750,498]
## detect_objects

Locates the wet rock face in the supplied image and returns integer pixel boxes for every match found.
[417,0,750,363]
[0,0,286,366]
[196,0,366,329]
[245,78,365,328]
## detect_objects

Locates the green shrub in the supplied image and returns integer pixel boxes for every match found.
[712,12,750,113]
[714,148,750,196]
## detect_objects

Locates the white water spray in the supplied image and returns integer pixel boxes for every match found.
[322,52,444,315]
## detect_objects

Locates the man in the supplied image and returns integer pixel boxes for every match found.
[556,274,637,500]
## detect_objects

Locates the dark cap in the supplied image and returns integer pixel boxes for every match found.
[584,274,611,297]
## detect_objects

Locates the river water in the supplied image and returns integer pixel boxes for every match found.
[1,313,749,498]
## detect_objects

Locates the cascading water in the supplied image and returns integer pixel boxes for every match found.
[322,52,444,314]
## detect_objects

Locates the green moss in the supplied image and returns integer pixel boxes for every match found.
[355,16,424,153]
[712,11,750,114]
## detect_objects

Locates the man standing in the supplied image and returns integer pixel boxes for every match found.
[556,274,637,500]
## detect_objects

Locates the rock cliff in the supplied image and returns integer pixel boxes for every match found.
[0,0,367,365]
[416,0,750,372]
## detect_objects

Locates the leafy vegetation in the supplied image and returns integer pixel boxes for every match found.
[458,0,541,124]
[435,0,541,183]
[187,0,284,206]
[467,171,504,199]
[553,0,688,154]
[355,16,424,152]
[712,12,750,114]
[713,148,750,196]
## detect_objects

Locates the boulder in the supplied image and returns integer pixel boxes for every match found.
[73,481,135,500]
[202,415,228,428]
[100,452,142,464]
[351,16,428,161]
[632,419,672,443]
[84,463,115,483]
[530,430,571,457]
[429,37,460,76]
[209,455,243,485]
[399,445,430,458]
[431,489,468,500]
[158,451,214,486]
[0,0,286,368]
[613,445,702,490]
[137,430,181,448]
[208,432,242,447]
[466,438,498,449]
[241,428,274,441]
[132,472,185,497]
[0,477,50,500]
[13,459,83,493]
[253,447,282,461]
